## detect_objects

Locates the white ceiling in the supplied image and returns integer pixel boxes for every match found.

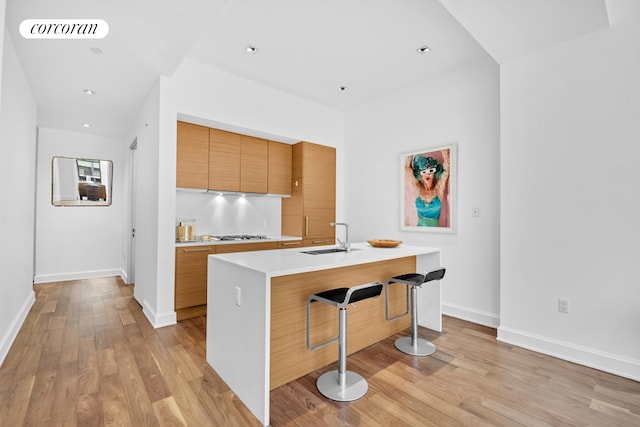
[4,0,622,138]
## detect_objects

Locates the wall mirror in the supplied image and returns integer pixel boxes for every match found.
[52,156,113,206]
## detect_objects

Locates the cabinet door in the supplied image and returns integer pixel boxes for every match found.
[302,142,336,239]
[240,136,268,193]
[176,121,209,189]
[209,128,241,191]
[303,207,335,240]
[215,241,278,253]
[267,141,292,195]
[174,246,216,310]
[281,177,303,236]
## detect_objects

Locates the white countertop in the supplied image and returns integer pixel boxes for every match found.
[209,242,439,277]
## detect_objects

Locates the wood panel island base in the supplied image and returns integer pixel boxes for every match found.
[207,243,441,426]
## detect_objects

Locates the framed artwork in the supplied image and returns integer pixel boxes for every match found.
[401,143,456,233]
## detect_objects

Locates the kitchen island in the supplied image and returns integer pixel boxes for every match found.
[206,242,441,426]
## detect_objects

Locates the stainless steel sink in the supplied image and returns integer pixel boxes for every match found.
[301,248,360,255]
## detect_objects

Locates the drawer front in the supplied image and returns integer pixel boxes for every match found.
[303,238,334,247]
[277,240,303,249]
[216,241,278,253]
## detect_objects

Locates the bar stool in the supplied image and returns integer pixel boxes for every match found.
[306,281,384,401]
[385,268,446,356]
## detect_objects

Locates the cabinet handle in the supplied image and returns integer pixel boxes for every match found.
[280,241,300,246]
[305,216,309,236]
[183,247,214,252]
[312,239,329,244]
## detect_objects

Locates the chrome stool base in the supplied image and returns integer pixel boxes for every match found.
[307,282,384,403]
[394,336,436,356]
[317,370,368,402]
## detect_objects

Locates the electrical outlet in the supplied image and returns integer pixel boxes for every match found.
[558,298,569,314]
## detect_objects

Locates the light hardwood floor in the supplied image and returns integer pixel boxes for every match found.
[0,277,638,426]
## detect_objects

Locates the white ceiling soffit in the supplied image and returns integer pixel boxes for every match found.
[438,0,610,64]
[605,0,640,25]
[6,0,232,138]
[186,0,488,111]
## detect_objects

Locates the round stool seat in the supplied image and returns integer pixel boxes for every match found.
[388,273,425,285]
[385,268,446,356]
[312,284,384,307]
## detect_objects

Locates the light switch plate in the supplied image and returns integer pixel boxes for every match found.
[235,286,241,307]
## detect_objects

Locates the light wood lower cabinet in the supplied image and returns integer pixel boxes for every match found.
[175,241,279,320]
[175,245,217,321]
[215,241,277,254]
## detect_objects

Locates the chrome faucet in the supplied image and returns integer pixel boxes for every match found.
[330,222,350,253]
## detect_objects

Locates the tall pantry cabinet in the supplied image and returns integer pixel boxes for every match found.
[282,141,336,246]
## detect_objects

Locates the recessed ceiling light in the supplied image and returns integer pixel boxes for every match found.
[339,86,348,91]
[90,47,103,54]
[245,45,259,54]
[83,89,96,95]
[82,123,91,128]
[416,45,431,54]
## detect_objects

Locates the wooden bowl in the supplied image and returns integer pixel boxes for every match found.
[367,239,402,248]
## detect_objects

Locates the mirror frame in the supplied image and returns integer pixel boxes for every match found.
[51,156,113,207]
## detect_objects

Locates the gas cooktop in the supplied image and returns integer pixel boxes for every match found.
[213,234,269,241]
[176,234,270,243]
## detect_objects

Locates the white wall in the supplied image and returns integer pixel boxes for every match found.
[121,79,161,323]
[344,56,501,327]
[34,127,125,283]
[128,59,345,327]
[0,0,5,106]
[0,31,37,365]
[499,19,640,380]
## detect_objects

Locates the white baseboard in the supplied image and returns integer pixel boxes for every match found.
[142,299,176,329]
[442,302,500,328]
[0,291,35,366]
[119,268,134,285]
[498,326,640,382]
[33,268,122,284]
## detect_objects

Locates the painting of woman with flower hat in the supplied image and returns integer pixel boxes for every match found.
[402,144,455,232]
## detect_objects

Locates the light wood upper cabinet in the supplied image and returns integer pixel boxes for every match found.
[282,141,336,244]
[178,123,292,195]
[176,121,209,189]
[209,128,269,193]
[268,141,292,195]
[209,128,242,192]
[241,136,268,193]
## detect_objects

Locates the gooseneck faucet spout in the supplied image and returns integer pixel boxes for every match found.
[330,222,350,253]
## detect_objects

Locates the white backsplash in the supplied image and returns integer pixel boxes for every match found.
[175,191,283,237]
